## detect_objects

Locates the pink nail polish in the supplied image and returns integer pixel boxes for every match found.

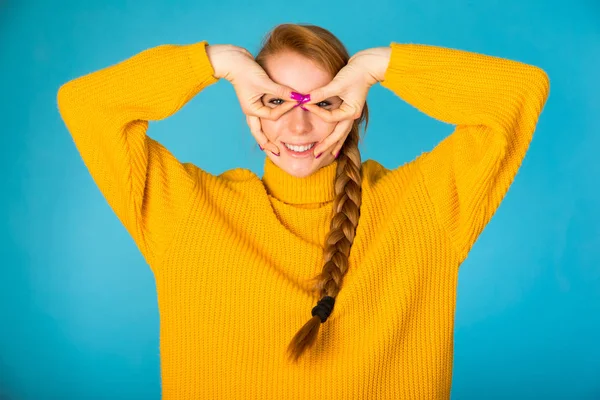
[259,145,264,151]
[272,151,280,157]
[291,92,311,111]
[315,152,322,159]
[335,151,339,159]
[291,92,310,102]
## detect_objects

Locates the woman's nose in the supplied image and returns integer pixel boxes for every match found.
[286,104,313,134]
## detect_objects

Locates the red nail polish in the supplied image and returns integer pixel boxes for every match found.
[272,151,280,157]
[315,152,322,159]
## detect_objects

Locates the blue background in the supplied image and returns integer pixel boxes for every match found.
[1,0,599,399]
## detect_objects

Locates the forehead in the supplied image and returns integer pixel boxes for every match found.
[263,51,333,94]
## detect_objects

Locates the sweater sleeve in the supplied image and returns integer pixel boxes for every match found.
[380,42,550,261]
[57,41,219,268]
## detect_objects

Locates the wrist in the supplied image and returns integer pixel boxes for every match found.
[376,47,392,82]
[352,47,392,83]
[206,44,230,80]
[206,44,250,80]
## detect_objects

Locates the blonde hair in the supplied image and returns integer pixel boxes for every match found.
[255,23,369,362]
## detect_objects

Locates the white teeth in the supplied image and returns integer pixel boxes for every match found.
[284,143,315,152]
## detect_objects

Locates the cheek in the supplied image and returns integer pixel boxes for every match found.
[317,120,337,138]
[259,119,278,140]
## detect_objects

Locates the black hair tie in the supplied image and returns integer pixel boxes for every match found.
[311,296,336,323]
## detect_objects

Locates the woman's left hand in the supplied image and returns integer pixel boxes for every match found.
[304,47,391,158]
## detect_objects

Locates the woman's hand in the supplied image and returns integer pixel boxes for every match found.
[207,44,296,155]
[304,47,391,158]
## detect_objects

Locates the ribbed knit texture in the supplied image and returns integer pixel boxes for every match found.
[57,40,549,399]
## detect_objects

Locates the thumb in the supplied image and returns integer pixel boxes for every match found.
[307,81,340,104]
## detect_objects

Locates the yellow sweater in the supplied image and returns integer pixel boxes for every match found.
[57,40,549,399]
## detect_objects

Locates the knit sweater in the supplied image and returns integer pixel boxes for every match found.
[57,40,549,399]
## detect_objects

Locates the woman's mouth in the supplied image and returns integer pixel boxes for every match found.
[282,142,317,158]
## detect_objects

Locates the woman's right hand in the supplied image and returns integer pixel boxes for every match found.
[207,44,296,155]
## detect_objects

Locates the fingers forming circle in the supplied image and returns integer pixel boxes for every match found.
[249,99,296,121]
[304,103,361,124]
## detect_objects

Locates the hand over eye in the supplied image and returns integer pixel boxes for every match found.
[303,53,379,157]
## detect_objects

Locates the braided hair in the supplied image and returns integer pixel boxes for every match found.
[255,23,369,362]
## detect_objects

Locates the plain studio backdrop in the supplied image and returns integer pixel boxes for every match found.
[1,0,598,399]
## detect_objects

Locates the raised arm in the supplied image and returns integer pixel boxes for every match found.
[379,42,550,260]
[57,41,219,269]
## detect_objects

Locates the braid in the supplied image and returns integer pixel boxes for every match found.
[286,129,362,362]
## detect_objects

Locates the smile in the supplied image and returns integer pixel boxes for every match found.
[282,142,317,157]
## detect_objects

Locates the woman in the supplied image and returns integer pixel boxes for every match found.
[57,23,549,399]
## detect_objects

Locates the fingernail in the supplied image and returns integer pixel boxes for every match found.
[272,151,280,157]
[335,151,339,159]
[259,145,264,151]
[315,152,322,159]
[291,92,309,101]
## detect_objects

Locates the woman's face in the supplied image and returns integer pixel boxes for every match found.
[260,51,342,178]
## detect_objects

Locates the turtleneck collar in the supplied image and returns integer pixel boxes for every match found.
[261,157,338,204]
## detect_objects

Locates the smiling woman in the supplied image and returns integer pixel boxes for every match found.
[57,22,549,399]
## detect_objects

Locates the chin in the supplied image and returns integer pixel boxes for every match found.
[283,162,317,178]
[287,167,316,178]
[271,155,321,178]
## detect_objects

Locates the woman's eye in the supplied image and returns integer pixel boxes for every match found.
[269,99,284,106]
[316,101,331,108]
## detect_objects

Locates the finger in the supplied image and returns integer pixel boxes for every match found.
[246,115,269,149]
[246,115,280,155]
[313,119,354,158]
[269,99,298,119]
[328,121,354,159]
[249,100,296,120]
[269,82,295,103]
[302,103,332,121]
[321,120,354,159]
[304,103,360,123]
[331,136,347,159]
[307,82,340,104]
